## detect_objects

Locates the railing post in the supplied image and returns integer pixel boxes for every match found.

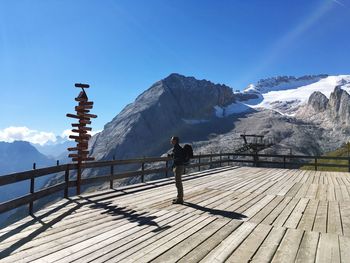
[348,157,350,173]
[110,156,115,189]
[77,160,82,195]
[141,157,145,183]
[254,153,259,167]
[198,153,201,172]
[56,160,59,166]
[64,164,69,198]
[219,152,222,167]
[29,162,36,215]
[283,156,286,169]
[165,160,169,177]
[210,152,213,168]
[315,157,317,171]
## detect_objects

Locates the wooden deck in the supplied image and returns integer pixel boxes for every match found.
[1,166,350,262]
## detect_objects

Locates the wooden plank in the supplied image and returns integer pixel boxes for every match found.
[340,186,350,201]
[116,215,214,262]
[327,184,336,201]
[150,218,229,263]
[339,235,350,263]
[242,195,276,219]
[251,226,286,262]
[305,184,318,199]
[272,197,300,227]
[313,201,328,233]
[225,223,272,263]
[75,83,89,88]
[284,198,309,229]
[327,201,343,235]
[271,228,304,263]
[249,196,284,224]
[316,233,340,263]
[294,231,319,263]
[50,211,194,263]
[339,201,350,237]
[176,220,242,263]
[261,196,293,225]
[200,222,256,262]
[335,186,343,201]
[80,210,200,263]
[298,199,319,231]
[5,209,174,262]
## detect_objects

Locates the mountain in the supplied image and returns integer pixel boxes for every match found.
[88,73,350,167]
[89,73,258,161]
[31,136,75,160]
[0,141,56,225]
[243,74,350,115]
[0,141,56,175]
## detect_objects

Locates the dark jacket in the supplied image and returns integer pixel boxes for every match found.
[172,143,185,166]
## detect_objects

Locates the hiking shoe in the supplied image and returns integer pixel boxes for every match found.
[172,199,184,204]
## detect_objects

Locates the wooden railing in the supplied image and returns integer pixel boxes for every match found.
[1,153,349,217]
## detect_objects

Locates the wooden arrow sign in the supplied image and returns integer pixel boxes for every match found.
[71,129,88,134]
[75,83,90,88]
[75,105,93,110]
[71,123,87,127]
[79,102,94,107]
[79,119,91,124]
[69,134,91,140]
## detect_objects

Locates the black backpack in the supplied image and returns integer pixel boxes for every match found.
[183,144,193,165]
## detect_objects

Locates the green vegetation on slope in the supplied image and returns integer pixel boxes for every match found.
[301,143,350,172]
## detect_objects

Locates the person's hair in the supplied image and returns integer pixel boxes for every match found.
[171,136,179,143]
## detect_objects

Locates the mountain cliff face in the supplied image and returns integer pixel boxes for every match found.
[328,86,350,126]
[88,73,350,165]
[298,86,350,131]
[89,73,256,161]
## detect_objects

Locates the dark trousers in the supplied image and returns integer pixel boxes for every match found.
[173,165,185,200]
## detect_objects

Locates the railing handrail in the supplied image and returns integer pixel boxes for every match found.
[2,153,349,187]
[1,152,349,217]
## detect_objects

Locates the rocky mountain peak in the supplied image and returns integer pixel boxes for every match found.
[308,91,328,112]
[328,86,350,124]
[90,73,254,160]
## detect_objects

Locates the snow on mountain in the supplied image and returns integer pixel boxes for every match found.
[214,101,253,117]
[243,75,350,115]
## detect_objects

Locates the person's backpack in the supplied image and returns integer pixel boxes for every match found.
[183,144,194,165]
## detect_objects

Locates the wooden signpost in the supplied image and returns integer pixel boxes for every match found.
[66,83,97,195]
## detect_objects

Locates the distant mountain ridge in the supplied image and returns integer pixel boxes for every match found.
[0,141,55,175]
[0,141,56,225]
[31,136,74,159]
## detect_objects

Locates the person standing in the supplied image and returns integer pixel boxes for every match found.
[170,136,185,204]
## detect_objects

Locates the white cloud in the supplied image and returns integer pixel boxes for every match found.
[0,126,57,145]
[61,129,74,139]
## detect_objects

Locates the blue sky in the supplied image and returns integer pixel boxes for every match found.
[0,0,349,143]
